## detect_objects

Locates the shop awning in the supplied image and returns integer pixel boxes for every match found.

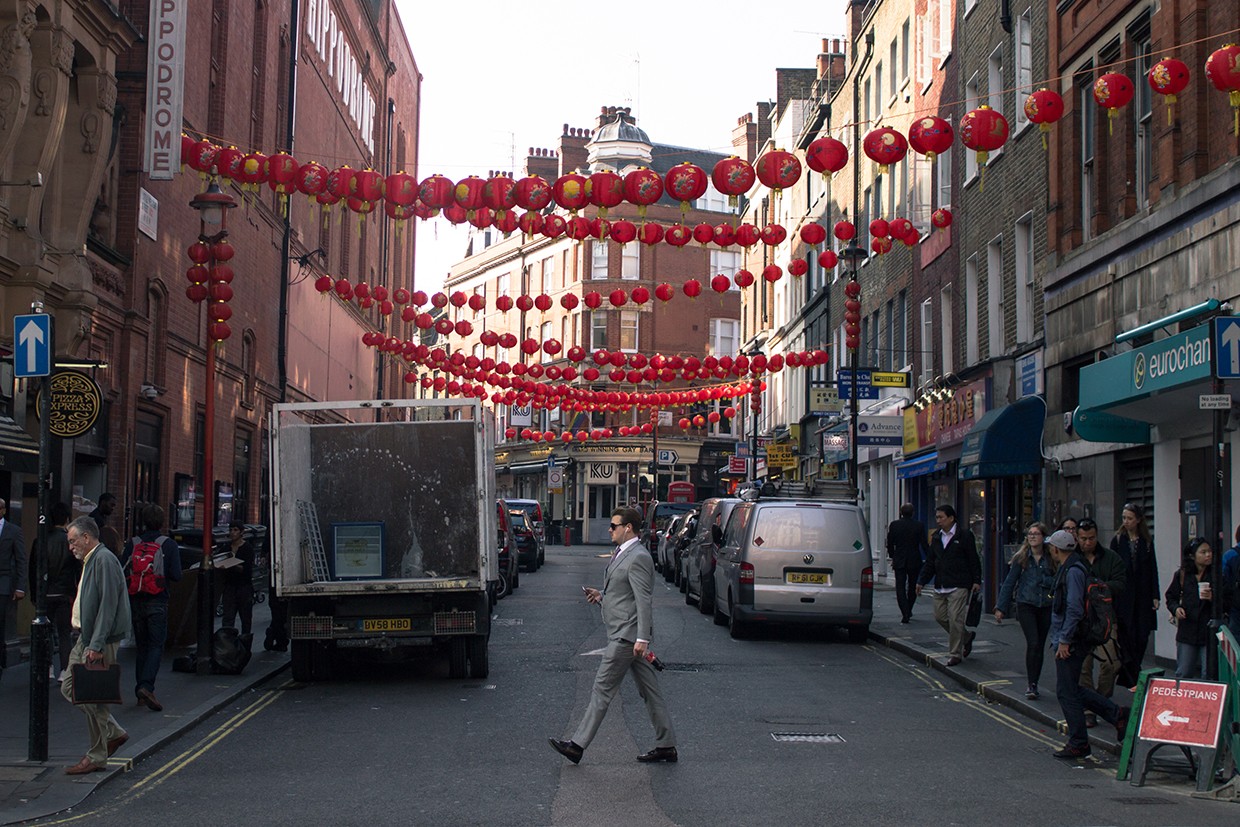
[0,415,39,475]
[509,461,549,475]
[958,396,1046,480]
[896,452,940,479]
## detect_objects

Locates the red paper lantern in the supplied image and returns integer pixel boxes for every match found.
[264,152,300,197]
[560,294,580,311]
[631,286,650,304]
[186,283,208,303]
[534,294,553,312]
[493,209,519,235]
[543,214,567,238]
[552,172,589,215]
[1205,44,1240,136]
[1143,58,1189,127]
[819,250,838,269]
[495,295,513,313]
[664,162,708,215]
[313,275,333,294]
[931,208,953,230]
[380,171,415,207]
[455,321,473,337]
[907,117,954,161]
[419,174,454,211]
[762,265,782,283]
[187,242,211,264]
[862,127,909,174]
[436,318,454,336]
[655,283,674,302]
[586,170,625,217]
[467,206,494,230]
[711,274,731,293]
[518,210,544,238]
[690,223,713,245]
[609,289,628,307]
[869,219,890,238]
[734,224,761,247]
[296,161,328,201]
[185,139,219,176]
[623,167,664,219]
[515,294,534,312]
[584,291,602,309]
[889,218,916,243]
[833,220,856,241]
[482,175,517,212]
[799,223,827,247]
[871,237,893,255]
[638,222,663,246]
[761,224,787,246]
[209,321,232,342]
[1023,88,1065,148]
[713,223,736,247]
[711,156,755,206]
[805,135,848,181]
[214,146,246,184]
[1093,72,1135,134]
[454,175,487,218]
[959,106,1010,181]
[788,259,808,277]
[665,224,691,247]
[514,175,553,210]
[566,216,591,241]
[683,279,702,298]
[754,148,801,194]
[610,219,637,245]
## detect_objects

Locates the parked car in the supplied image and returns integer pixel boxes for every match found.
[495,499,521,596]
[642,500,698,558]
[656,513,687,576]
[504,498,546,565]
[508,509,541,572]
[710,499,873,641]
[683,498,742,614]
[661,510,697,583]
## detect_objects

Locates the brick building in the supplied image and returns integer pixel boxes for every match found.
[0,0,420,548]
[442,107,742,544]
[1042,0,1240,662]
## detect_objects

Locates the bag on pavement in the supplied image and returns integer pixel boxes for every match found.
[211,627,253,675]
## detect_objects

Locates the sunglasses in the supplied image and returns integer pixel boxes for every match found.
[609,523,622,530]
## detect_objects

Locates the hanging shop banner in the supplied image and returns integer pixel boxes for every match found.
[36,370,103,439]
[144,0,188,179]
[903,378,988,455]
[857,415,903,446]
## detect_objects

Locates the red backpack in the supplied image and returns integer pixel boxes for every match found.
[127,535,169,596]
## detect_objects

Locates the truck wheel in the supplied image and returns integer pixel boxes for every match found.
[496,571,510,600]
[467,635,489,679]
[449,637,468,679]
[291,641,312,682]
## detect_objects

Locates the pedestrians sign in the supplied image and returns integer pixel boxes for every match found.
[656,449,678,465]
[13,314,52,378]
[1136,678,1228,748]
[1213,317,1240,379]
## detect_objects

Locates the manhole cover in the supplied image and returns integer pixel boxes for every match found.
[770,732,844,743]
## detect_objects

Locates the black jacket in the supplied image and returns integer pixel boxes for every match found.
[1165,567,1214,647]
[918,525,981,590]
[886,517,929,571]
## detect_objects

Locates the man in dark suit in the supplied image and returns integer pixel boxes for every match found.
[886,503,928,624]
[916,504,981,665]
[0,497,27,686]
[549,506,677,765]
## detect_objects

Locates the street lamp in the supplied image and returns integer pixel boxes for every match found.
[747,347,764,485]
[188,179,237,675]
[839,239,866,503]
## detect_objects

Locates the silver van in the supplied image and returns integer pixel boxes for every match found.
[711,500,873,641]
[683,497,742,614]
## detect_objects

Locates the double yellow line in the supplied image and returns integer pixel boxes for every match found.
[42,681,290,824]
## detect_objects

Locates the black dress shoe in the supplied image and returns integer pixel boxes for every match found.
[1052,744,1091,760]
[636,746,678,763]
[548,738,583,764]
[900,616,911,624]
[963,630,975,658]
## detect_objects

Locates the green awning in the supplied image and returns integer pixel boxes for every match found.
[958,397,1046,480]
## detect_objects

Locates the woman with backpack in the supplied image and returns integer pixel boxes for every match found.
[994,521,1056,700]
[1165,538,1215,679]
[1111,503,1159,677]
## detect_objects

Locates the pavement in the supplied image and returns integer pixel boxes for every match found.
[0,599,288,826]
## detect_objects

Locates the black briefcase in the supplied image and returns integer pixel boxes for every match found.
[70,662,123,705]
[965,590,983,628]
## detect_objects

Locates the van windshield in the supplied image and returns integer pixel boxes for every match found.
[751,507,864,552]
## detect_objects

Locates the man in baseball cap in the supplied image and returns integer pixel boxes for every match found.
[1046,527,1129,760]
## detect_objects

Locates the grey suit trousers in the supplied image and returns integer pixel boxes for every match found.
[572,639,675,750]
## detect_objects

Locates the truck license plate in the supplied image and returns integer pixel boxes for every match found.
[363,618,411,632]
[786,572,830,585]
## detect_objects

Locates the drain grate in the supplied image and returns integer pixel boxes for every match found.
[1110,797,1174,806]
[771,732,845,743]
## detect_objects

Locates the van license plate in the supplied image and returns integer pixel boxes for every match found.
[363,618,411,632]
[786,572,830,585]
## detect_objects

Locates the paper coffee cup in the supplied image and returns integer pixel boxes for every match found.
[1198,582,1210,599]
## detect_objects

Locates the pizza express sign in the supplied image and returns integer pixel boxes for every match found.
[36,371,103,438]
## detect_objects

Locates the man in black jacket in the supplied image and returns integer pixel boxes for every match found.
[916,504,981,665]
[886,504,929,623]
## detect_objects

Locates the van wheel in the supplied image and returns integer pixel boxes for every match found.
[728,597,748,640]
[847,625,870,644]
[495,571,510,600]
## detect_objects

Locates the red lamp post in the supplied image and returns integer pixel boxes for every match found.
[839,240,867,500]
[188,180,237,675]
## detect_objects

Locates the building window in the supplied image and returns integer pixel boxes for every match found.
[591,312,607,349]
[710,318,739,358]
[897,289,908,369]
[875,62,884,118]
[965,256,979,364]
[937,0,951,62]
[1079,68,1095,242]
[901,19,911,84]
[561,316,570,350]
[542,256,556,291]
[987,236,1004,357]
[988,46,1004,160]
[869,309,881,368]
[863,78,872,126]
[936,117,953,208]
[710,249,741,282]
[1015,213,1034,343]
[919,298,934,387]
[911,153,932,232]
[621,243,640,280]
[889,40,898,98]
[884,300,894,371]
[940,284,954,374]
[1014,10,1032,131]
[539,321,553,361]
[591,240,609,279]
[497,272,510,297]
[964,74,980,183]
[619,310,639,352]
[1134,34,1152,210]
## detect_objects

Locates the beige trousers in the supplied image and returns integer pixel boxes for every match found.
[61,639,125,765]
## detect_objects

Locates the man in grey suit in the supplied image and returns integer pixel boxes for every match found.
[0,497,27,686]
[549,506,677,764]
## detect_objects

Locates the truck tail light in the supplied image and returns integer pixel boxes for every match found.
[739,562,755,584]
[861,567,873,590]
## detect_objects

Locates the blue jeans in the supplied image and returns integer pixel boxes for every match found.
[1056,645,1120,750]
[1174,641,1207,679]
[131,597,169,696]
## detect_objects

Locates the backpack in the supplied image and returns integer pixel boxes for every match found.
[1074,562,1116,649]
[127,535,169,596]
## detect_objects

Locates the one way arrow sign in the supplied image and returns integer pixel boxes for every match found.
[1213,317,1240,380]
[13,313,52,378]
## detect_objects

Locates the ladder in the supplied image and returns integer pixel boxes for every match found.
[297,499,331,582]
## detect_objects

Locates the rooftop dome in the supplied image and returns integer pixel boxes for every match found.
[587,106,652,170]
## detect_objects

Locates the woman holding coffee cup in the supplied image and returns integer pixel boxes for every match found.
[1164,537,1214,679]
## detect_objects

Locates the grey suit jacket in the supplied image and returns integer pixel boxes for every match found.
[0,519,26,597]
[601,542,655,643]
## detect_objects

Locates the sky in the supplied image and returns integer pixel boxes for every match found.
[396,0,850,294]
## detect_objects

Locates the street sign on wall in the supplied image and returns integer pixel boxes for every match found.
[13,314,51,378]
